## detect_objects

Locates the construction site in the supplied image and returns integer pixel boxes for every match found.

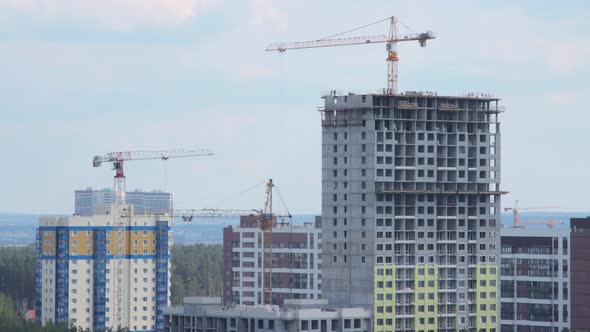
[33,14,587,332]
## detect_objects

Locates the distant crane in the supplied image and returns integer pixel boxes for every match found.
[172,179,290,305]
[172,208,260,221]
[92,149,213,327]
[266,16,436,94]
[519,219,565,229]
[504,200,560,228]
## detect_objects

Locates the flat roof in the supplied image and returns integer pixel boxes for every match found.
[322,90,500,101]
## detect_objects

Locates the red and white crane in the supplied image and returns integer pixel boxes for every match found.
[504,200,560,228]
[266,16,436,94]
[92,149,213,326]
[519,219,565,229]
[93,150,214,205]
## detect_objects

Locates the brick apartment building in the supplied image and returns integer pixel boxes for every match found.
[223,216,322,306]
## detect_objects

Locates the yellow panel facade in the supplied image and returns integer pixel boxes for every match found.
[414,264,438,331]
[41,230,56,256]
[373,264,396,332]
[130,230,156,255]
[69,230,93,255]
[102,229,157,256]
[476,263,499,330]
[107,229,130,255]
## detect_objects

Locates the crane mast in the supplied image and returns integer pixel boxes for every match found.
[266,16,435,94]
[386,16,399,94]
[261,179,274,305]
[173,179,288,306]
[92,149,213,328]
[504,200,559,227]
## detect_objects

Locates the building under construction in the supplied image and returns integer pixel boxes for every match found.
[320,90,503,331]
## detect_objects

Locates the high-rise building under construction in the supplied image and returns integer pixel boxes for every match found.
[320,90,503,331]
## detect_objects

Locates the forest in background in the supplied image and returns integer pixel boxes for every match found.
[169,244,223,305]
[0,244,223,328]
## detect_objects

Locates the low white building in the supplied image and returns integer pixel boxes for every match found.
[163,297,372,332]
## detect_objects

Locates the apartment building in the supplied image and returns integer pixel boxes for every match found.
[320,91,503,331]
[35,204,171,332]
[499,227,570,332]
[223,216,322,306]
[570,217,590,331]
[75,187,173,216]
[163,297,372,332]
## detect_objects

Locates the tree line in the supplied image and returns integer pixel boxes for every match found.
[170,243,223,305]
[0,243,223,327]
[0,246,36,311]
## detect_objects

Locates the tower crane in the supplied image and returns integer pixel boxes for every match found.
[172,179,290,305]
[172,208,260,221]
[519,219,565,229]
[266,16,436,94]
[92,149,213,327]
[93,150,214,205]
[504,200,560,228]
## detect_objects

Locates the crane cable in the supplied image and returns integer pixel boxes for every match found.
[318,16,391,41]
[318,15,417,42]
[275,185,292,220]
[206,179,267,209]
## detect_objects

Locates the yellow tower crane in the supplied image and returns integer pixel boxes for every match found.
[174,179,290,305]
[266,16,436,94]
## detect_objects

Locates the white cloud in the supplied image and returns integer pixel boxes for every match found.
[3,0,222,30]
[248,0,286,32]
[549,91,579,106]
[396,3,589,79]
[234,63,274,80]
[543,41,588,76]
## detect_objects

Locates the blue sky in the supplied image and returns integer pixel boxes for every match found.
[0,0,589,214]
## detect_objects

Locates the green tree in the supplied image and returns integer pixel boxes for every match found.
[0,249,83,331]
[0,243,224,322]
[0,246,36,309]
[170,244,223,305]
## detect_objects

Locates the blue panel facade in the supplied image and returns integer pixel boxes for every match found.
[155,221,169,332]
[35,229,42,323]
[93,229,107,331]
[55,227,69,324]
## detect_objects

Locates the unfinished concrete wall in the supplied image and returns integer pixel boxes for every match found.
[320,91,503,331]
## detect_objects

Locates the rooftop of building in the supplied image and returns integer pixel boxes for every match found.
[76,187,171,193]
[232,215,321,230]
[321,90,501,101]
[39,204,171,227]
[571,216,590,232]
[163,297,371,320]
[501,226,570,237]
[228,221,321,231]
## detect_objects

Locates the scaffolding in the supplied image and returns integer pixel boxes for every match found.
[34,229,42,324]
[55,227,69,324]
[112,204,127,328]
[155,220,170,331]
[93,229,107,331]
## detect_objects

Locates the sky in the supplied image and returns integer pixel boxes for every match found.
[0,0,589,214]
